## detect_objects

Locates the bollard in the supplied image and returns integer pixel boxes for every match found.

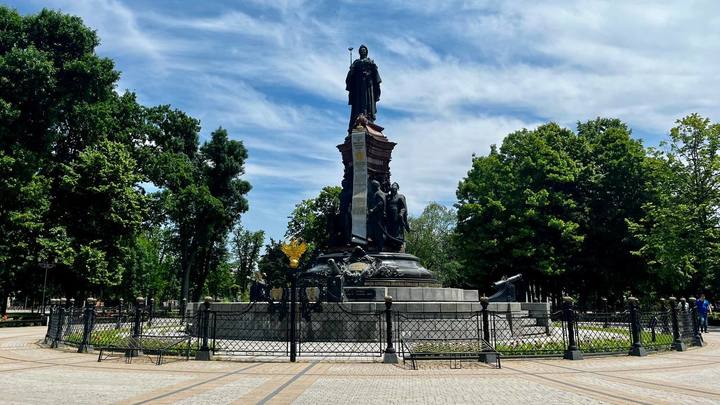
[627,297,647,356]
[688,297,704,347]
[78,297,96,353]
[126,296,144,357]
[383,296,398,364]
[562,297,583,360]
[669,297,686,351]
[196,297,213,360]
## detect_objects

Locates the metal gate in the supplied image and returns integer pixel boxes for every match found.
[206,287,384,360]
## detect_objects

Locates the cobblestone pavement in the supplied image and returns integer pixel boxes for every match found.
[1,326,719,404]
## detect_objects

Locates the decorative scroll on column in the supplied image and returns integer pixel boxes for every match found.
[350,129,368,244]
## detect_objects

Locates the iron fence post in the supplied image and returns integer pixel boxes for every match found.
[44,299,57,344]
[383,296,398,363]
[196,297,213,360]
[290,272,297,362]
[562,297,583,360]
[127,296,144,357]
[480,296,491,343]
[688,297,704,347]
[669,296,685,351]
[52,299,66,348]
[627,297,647,356]
[478,295,498,364]
[78,297,96,353]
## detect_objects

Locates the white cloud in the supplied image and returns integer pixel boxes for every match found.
[386,115,539,214]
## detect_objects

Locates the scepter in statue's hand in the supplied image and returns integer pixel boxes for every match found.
[348,47,353,68]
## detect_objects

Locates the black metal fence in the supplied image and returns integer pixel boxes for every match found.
[45,298,195,364]
[45,294,704,364]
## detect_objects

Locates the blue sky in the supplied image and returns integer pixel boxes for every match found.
[8,1,720,241]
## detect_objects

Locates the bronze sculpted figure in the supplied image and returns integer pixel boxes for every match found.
[386,182,410,247]
[367,179,386,251]
[346,44,381,131]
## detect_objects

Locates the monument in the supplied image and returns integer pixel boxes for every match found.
[305,44,440,292]
[195,45,548,341]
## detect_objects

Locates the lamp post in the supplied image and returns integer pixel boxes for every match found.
[281,239,308,363]
[39,262,55,315]
[601,297,609,328]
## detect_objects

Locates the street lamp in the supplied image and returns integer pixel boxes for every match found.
[39,262,55,315]
[281,239,308,363]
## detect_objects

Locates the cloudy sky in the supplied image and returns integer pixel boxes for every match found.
[9,0,720,240]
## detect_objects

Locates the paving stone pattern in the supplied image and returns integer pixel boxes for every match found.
[1,326,719,404]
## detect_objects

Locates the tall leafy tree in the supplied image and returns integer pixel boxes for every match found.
[232,223,265,294]
[572,118,651,303]
[630,114,720,293]
[257,239,290,288]
[405,203,461,287]
[286,186,341,255]
[456,123,584,297]
[0,7,143,308]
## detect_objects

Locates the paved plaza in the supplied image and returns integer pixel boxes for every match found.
[1,326,718,404]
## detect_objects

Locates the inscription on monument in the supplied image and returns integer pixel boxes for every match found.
[345,288,377,300]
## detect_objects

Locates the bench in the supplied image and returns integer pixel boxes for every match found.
[400,337,501,369]
[97,334,191,365]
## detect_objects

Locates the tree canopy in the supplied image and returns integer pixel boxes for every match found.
[0,7,252,312]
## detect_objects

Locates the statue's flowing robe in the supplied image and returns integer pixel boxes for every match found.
[346,58,381,128]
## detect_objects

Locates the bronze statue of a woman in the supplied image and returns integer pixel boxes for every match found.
[346,44,382,131]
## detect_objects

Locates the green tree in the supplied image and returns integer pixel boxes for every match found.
[456,123,584,296]
[285,186,341,255]
[0,7,253,310]
[0,7,142,307]
[572,118,651,303]
[257,239,290,288]
[232,223,265,293]
[630,114,720,294]
[57,140,146,291]
[405,202,462,287]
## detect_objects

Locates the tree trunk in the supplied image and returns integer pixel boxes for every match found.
[0,290,8,316]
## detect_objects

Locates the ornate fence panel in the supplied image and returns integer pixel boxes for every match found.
[59,306,84,346]
[209,303,290,357]
[639,309,673,351]
[491,310,566,357]
[678,309,694,346]
[397,311,486,358]
[575,311,632,354]
[298,303,383,357]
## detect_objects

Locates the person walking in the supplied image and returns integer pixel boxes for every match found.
[696,294,711,333]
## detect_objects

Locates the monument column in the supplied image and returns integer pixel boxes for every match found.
[350,127,368,245]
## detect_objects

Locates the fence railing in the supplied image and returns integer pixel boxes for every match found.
[45,294,704,364]
[45,297,195,364]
